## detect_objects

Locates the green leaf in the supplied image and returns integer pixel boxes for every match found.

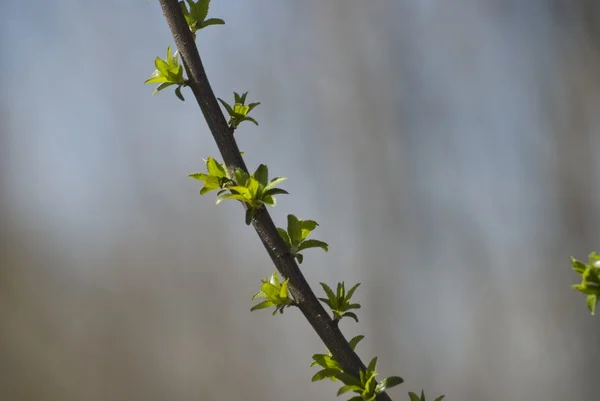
[254,164,269,186]
[335,372,362,387]
[311,354,330,368]
[189,0,209,23]
[206,157,227,177]
[226,186,251,198]
[337,385,357,396]
[166,44,174,64]
[145,74,169,84]
[375,376,403,393]
[341,311,359,322]
[218,98,234,115]
[250,300,274,311]
[264,176,287,191]
[299,219,319,240]
[188,172,207,181]
[200,18,225,28]
[320,282,336,304]
[571,257,588,274]
[246,177,260,198]
[175,86,185,101]
[348,335,364,350]
[311,368,342,382]
[247,101,261,113]
[260,282,280,298]
[234,168,249,186]
[279,279,290,298]
[367,357,378,374]
[155,57,170,74]
[296,253,304,264]
[263,188,289,197]
[241,116,259,126]
[245,208,254,225]
[318,296,332,308]
[587,294,598,315]
[268,272,281,286]
[345,282,361,301]
[216,193,246,204]
[153,82,175,95]
[277,228,291,247]
[297,239,329,252]
[433,396,446,401]
[288,214,301,244]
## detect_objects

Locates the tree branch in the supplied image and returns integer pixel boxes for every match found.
[156,1,393,400]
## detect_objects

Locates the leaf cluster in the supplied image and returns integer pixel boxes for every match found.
[146,0,223,101]
[144,45,187,100]
[219,164,288,225]
[311,336,403,401]
[180,0,224,39]
[311,335,365,382]
[571,252,600,315]
[319,282,361,323]
[189,158,288,225]
[333,357,402,401]
[278,214,329,264]
[218,92,261,129]
[251,271,296,315]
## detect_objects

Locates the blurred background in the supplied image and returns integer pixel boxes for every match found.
[1,0,600,400]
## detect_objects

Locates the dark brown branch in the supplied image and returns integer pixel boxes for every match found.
[156,2,393,400]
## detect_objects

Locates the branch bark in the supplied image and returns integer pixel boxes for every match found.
[156,2,394,400]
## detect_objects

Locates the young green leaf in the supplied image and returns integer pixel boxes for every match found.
[145,46,186,100]
[348,335,365,350]
[251,271,296,315]
[254,164,269,186]
[277,214,328,264]
[318,282,361,322]
[180,0,224,37]
[218,91,261,129]
[570,252,600,315]
[375,376,404,393]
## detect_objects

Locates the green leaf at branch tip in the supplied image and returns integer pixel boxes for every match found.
[297,239,329,252]
[254,164,268,186]
[328,356,396,401]
[570,252,600,315]
[200,18,225,28]
[145,45,186,99]
[318,281,361,322]
[311,368,343,382]
[277,214,328,264]
[180,0,224,37]
[251,271,296,315]
[218,92,261,129]
[310,351,344,382]
[213,164,288,224]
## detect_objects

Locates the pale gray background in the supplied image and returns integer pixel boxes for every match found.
[1,1,600,400]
